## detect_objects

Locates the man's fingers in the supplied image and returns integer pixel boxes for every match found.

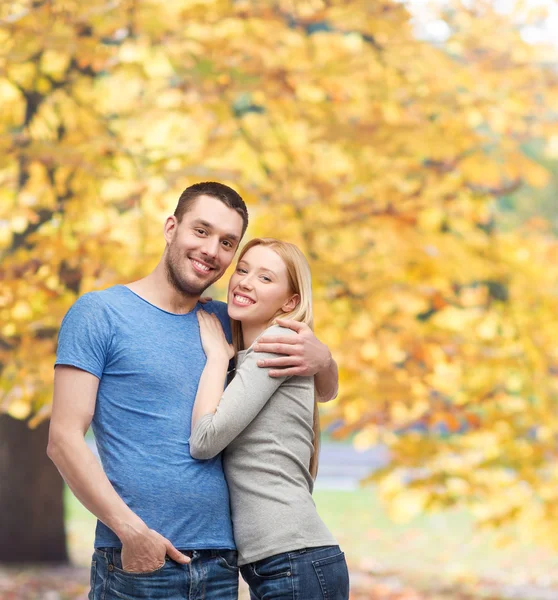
[256,336,298,347]
[165,541,191,564]
[269,367,305,377]
[254,343,301,355]
[257,356,302,368]
[275,318,306,332]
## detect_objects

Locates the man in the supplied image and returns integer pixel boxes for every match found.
[48,182,338,600]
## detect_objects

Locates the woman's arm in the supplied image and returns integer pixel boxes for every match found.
[189,315,291,460]
[190,355,230,429]
[191,311,234,428]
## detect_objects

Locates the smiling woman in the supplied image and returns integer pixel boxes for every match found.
[228,244,301,349]
[189,238,350,600]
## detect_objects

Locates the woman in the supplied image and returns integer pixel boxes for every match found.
[189,238,350,600]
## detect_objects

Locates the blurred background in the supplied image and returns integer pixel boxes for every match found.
[2,0,558,598]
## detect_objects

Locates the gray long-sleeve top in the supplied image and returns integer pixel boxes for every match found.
[189,325,336,565]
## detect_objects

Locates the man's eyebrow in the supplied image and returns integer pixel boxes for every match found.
[193,219,240,243]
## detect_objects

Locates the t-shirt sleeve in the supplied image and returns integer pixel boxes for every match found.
[55,293,112,380]
[189,326,295,459]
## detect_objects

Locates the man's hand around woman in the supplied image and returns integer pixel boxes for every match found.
[254,318,332,377]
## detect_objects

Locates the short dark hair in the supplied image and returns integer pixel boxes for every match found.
[174,182,249,237]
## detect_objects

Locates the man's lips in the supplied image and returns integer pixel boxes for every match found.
[190,258,215,275]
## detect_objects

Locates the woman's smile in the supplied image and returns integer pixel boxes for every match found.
[232,293,256,306]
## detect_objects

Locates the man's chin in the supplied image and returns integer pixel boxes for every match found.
[167,260,223,296]
[183,273,223,296]
[167,274,206,297]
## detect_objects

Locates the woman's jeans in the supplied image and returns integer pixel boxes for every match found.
[240,545,349,600]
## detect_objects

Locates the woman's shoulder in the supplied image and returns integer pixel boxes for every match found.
[259,323,298,339]
[240,324,297,357]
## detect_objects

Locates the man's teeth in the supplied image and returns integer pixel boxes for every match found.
[235,295,254,305]
[192,260,210,272]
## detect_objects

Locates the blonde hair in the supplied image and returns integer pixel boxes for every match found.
[231,238,320,479]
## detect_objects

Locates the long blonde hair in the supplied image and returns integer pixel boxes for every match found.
[231,238,320,479]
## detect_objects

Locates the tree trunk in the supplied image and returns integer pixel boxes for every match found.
[0,414,68,563]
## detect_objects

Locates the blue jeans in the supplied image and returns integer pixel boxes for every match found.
[89,547,238,600]
[240,545,350,600]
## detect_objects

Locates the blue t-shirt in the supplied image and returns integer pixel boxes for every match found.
[55,285,235,550]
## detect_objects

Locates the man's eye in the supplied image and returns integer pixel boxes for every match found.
[222,240,232,248]
[195,229,207,235]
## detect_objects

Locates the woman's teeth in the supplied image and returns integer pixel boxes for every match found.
[235,294,254,305]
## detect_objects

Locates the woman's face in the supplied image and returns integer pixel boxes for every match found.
[227,245,298,325]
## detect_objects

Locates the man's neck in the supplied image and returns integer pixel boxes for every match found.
[127,262,200,315]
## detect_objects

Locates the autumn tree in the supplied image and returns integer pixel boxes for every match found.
[2,0,558,561]
[0,0,157,562]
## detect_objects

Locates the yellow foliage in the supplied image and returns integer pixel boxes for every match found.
[2,0,558,546]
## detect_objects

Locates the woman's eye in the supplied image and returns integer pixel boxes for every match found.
[237,268,247,274]
[261,276,271,282]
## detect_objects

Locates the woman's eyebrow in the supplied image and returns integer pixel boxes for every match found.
[237,260,277,276]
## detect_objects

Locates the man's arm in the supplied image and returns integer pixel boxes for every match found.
[314,356,339,403]
[48,366,189,571]
[253,318,339,402]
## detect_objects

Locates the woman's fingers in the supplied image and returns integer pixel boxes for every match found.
[198,311,225,339]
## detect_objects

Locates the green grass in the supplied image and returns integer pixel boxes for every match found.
[312,487,558,587]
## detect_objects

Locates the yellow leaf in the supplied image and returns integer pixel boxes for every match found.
[7,399,31,420]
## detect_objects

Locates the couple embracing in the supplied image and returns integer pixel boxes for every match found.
[48,182,350,600]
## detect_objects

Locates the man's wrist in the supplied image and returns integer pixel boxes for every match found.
[321,349,333,373]
[113,515,149,543]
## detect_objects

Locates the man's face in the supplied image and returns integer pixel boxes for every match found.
[165,195,244,297]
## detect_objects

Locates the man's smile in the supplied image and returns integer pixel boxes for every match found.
[190,258,215,275]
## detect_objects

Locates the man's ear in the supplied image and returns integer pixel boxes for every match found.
[282,294,300,313]
[164,215,179,245]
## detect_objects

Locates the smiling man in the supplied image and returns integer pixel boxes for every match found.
[47,182,338,600]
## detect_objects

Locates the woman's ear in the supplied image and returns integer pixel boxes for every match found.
[164,215,178,245]
[282,294,300,313]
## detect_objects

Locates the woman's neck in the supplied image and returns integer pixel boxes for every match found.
[241,322,269,350]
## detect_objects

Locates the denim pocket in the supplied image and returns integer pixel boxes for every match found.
[312,551,350,600]
[113,556,167,577]
[252,553,292,579]
[107,556,177,600]
[88,560,97,600]
[216,552,239,571]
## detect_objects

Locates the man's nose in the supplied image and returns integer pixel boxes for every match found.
[200,237,219,259]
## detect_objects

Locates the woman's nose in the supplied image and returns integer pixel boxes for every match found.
[239,277,253,290]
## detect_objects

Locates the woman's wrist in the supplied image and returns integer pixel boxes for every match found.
[205,353,230,368]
